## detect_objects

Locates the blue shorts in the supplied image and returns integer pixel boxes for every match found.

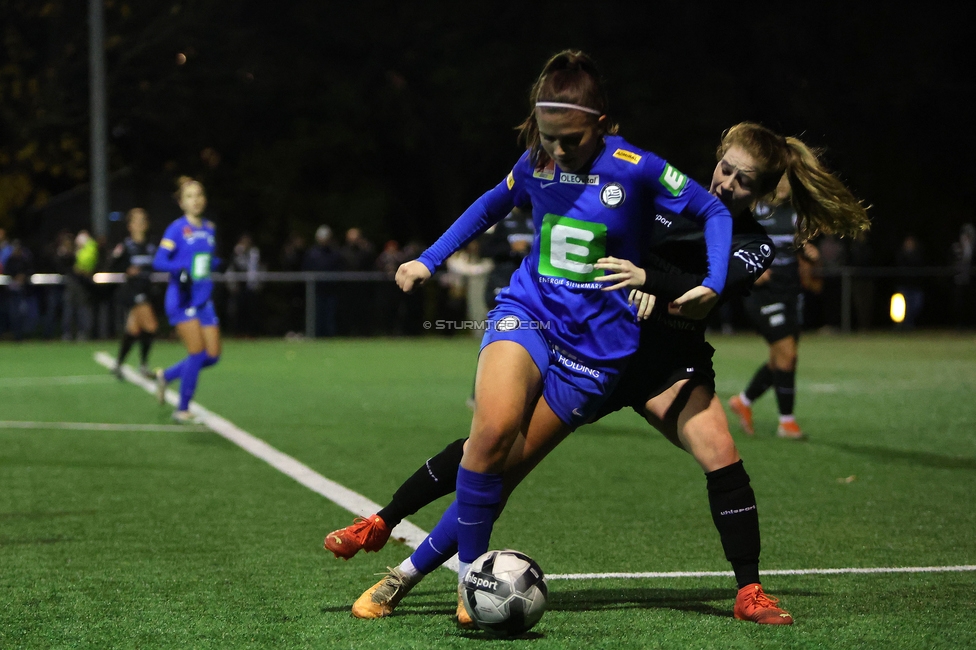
[480,303,622,430]
[165,297,219,327]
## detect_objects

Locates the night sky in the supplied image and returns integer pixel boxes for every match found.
[6,0,974,264]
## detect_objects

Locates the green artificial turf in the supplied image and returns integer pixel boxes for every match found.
[1,333,974,648]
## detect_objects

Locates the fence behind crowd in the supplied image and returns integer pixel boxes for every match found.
[0,267,971,340]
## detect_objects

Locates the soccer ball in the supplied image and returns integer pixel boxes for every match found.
[461,549,548,637]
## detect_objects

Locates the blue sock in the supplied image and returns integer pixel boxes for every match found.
[163,359,185,383]
[178,351,207,411]
[203,355,220,368]
[409,501,459,574]
[456,466,503,565]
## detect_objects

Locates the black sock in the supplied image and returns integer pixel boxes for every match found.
[138,331,155,365]
[772,369,796,416]
[744,364,773,402]
[376,437,466,528]
[706,460,761,589]
[117,333,137,365]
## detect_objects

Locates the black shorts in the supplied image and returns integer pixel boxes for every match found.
[116,282,153,310]
[743,287,803,344]
[592,321,716,421]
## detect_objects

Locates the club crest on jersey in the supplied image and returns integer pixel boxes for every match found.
[532,160,556,181]
[760,244,772,258]
[560,172,600,186]
[600,182,626,208]
[183,226,193,237]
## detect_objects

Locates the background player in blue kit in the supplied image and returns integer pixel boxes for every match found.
[110,208,159,378]
[152,177,222,424]
[330,123,870,626]
[348,50,733,622]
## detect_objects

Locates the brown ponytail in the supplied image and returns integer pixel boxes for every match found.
[783,138,870,243]
[719,122,869,244]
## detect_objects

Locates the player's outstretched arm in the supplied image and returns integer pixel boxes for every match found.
[668,285,718,320]
[395,260,432,293]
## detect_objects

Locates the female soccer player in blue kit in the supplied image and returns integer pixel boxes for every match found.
[152,177,221,423]
[350,49,734,620]
[334,121,870,627]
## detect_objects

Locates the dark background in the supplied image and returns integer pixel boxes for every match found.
[2,0,973,265]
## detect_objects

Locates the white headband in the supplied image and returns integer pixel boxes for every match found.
[535,101,602,116]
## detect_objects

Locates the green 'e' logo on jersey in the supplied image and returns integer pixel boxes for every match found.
[538,213,607,282]
[191,253,212,280]
[659,163,687,197]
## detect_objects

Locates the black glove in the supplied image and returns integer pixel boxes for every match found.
[178,269,193,305]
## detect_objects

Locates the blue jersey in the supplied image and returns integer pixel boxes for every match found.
[419,135,732,364]
[153,216,217,308]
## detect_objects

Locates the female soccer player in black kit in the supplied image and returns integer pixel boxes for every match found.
[728,174,821,439]
[327,122,869,626]
[111,208,159,378]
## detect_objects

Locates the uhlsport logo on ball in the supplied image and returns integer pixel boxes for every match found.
[461,549,548,637]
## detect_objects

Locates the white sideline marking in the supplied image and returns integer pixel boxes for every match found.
[548,565,976,580]
[0,375,115,387]
[0,420,206,432]
[92,353,973,583]
[93,352,459,573]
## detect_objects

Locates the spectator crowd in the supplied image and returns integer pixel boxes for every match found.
[1,218,975,341]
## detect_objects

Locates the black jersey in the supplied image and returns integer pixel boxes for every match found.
[637,209,775,332]
[111,237,157,298]
[752,201,800,293]
[479,210,535,307]
[592,211,773,418]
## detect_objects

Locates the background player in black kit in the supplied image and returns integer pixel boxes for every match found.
[110,208,159,378]
[728,175,822,439]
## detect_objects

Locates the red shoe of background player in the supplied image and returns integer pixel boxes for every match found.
[728,395,755,436]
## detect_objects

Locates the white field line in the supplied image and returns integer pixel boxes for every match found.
[0,375,115,387]
[93,352,459,573]
[547,565,976,580]
[0,420,206,432]
[93,352,973,583]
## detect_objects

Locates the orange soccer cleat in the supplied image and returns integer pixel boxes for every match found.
[456,585,476,630]
[325,515,392,560]
[776,419,806,440]
[351,566,417,619]
[728,395,755,436]
[734,583,794,625]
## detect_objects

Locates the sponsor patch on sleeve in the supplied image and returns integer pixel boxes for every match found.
[506,171,515,190]
[612,149,642,165]
[160,238,176,250]
[659,163,688,197]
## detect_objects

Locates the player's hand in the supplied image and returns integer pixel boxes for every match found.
[593,257,646,291]
[668,285,718,320]
[395,260,431,293]
[628,289,657,320]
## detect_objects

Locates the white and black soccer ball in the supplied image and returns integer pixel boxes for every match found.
[461,549,548,637]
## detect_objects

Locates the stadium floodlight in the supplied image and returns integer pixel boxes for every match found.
[890,293,906,323]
